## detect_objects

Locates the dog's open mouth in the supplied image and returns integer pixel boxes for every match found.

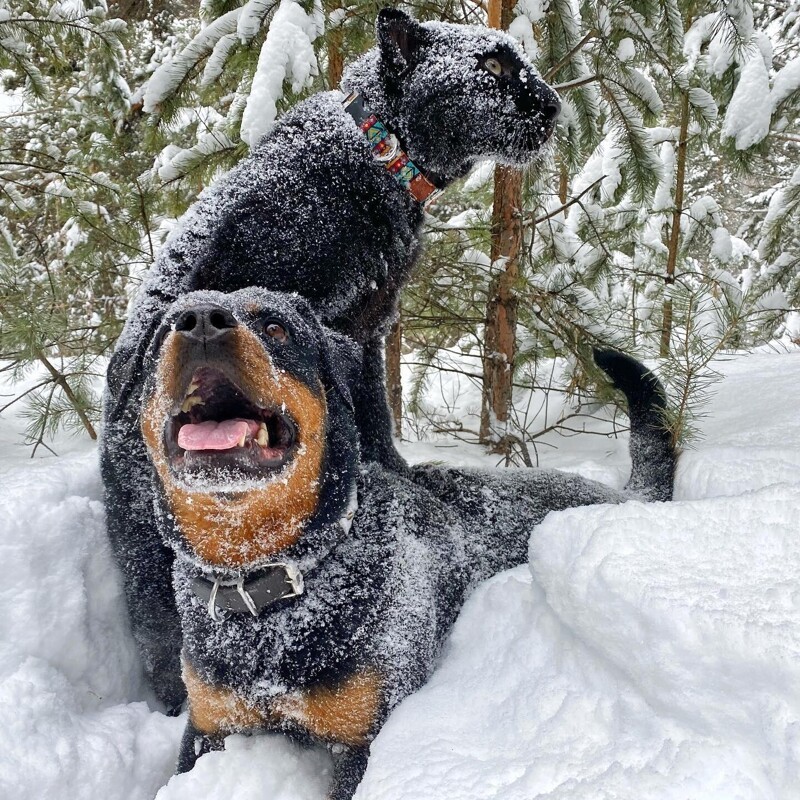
[165,366,297,482]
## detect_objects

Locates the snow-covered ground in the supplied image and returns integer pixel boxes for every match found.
[1,349,798,799]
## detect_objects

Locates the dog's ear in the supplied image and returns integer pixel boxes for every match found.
[319,328,362,413]
[376,8,425,76]
[104,315,165,422]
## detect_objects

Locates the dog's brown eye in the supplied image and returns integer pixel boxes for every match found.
[264,322,288,343]
[484,57,503,77]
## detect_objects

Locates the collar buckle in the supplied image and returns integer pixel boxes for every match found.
[195,562,304,623]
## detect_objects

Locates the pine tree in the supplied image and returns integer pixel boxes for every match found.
[1,0,797,455]
[406,0,792,452]
[745,0,800,342]
[0,0,133,447]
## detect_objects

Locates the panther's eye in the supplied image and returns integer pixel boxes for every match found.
[484,57,503,77]
[264,322,288,343]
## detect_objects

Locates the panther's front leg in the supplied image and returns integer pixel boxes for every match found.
[354,338,409,474]
[101,428,185,712]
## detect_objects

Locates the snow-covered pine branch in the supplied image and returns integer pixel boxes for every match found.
[143,9,242,113]
[239,0,322,147]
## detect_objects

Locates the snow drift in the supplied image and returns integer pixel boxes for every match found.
[0,349,798,799]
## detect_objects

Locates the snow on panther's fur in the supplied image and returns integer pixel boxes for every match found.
[102,10,561,711]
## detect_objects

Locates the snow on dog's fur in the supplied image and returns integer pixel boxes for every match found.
[137,289,674,800]
[102,9,561,711]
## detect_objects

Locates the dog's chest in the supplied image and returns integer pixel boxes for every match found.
[174,550,389,690]
[183,658,382,746]
[174,551,392,745]
[172,471,477,739]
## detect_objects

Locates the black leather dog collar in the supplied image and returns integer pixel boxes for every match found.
[192,562,304,622]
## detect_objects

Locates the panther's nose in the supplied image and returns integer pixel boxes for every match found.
[173,304,238,343]
[542,90,561,122]
[518,76,562,123]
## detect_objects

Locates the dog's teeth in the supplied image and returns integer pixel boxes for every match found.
[186,380,200,395]
[256,423,269,447]
[181,395,204,413]
[238,431,247,447]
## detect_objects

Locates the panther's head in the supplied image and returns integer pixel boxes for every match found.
[342,8,561,182]
[140,288,360,569]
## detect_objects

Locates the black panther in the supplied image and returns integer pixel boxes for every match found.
[102,10,562,709]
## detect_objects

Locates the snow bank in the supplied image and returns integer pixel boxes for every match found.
[0,454,182,799]
[0,455,137,702]
[158,734,332,799]
[531,485,800,793]
[357,481,800,799]
[1,350,798,798]
[357,560,786,798]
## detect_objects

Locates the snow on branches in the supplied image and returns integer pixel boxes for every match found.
[240,0,322,147]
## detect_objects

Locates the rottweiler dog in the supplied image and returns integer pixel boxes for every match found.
[138,288,675,800]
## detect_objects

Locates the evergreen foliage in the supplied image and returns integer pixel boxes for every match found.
[0,0,797,455]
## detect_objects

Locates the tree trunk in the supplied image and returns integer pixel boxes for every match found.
[326,1,345,88]
[480,0,523,451]
[487,0,502,29]
[660,87,691,357]
[385,318,403,440]
[480,166,523,448]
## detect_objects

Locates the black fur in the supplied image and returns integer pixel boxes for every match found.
[102,10,561,709]
[139,289,674,799]
[593,348,674,502]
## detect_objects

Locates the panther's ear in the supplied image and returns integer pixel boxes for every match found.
[376,8,425,75]
[319,327,362,413]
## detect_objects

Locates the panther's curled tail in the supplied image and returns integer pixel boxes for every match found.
[593,348,676,502]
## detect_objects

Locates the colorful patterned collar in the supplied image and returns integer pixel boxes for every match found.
[342,91,444,208]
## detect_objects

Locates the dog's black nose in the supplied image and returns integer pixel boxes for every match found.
[174,304,238,343]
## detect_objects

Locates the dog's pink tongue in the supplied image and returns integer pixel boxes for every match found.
[178,419,253,451]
